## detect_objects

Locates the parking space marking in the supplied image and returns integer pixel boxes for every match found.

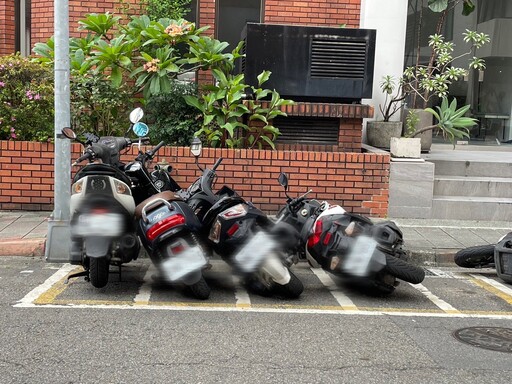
[17,264,76,306]
[12,263,512,320]
[409,283,460,314]
[233,276,251,308]
[133,265,154,306]
[311,268,357,310]
[469,274,512,305]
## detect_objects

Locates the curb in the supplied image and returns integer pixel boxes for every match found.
[0,238,46,257]
[407,248,457,267]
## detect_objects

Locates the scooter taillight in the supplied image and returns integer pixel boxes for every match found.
[91,207,109,214]
[227,223,240,236]
[147,214,185,241]
[307,219,323,248]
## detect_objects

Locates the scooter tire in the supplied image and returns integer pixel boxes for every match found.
[275,270,304,299]
[89,257,109,288]
[454,245,495,268]
[188,276,211,300]
[384,255,425,284]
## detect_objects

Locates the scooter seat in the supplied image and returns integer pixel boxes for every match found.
[134,191,183,219]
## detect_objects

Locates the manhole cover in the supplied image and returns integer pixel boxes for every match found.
[453,327,512,353]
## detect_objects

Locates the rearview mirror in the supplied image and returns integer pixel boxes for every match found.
[132,122,149,137]
[61,127,76,140]
[129,107,144,124]
[278,173,289,190]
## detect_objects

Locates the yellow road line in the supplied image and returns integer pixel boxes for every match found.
[469,276,512,305]
[33,267,82,305]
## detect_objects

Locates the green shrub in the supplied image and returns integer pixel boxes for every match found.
[0,54,54,141]
[145,81,201,146]
[70,74,134,136]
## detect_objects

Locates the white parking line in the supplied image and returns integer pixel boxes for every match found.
[233,276,251,307]
[311,268,357,310]
[133,265,155,305]
[409,283,460,314]
[16,263,75,306]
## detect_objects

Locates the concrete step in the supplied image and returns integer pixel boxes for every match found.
[428,159,512,178]
[431,195,512,220]
[434,176,512,198]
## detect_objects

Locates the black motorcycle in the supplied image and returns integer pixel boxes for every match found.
[268,173,425,294]
[176,140,304,298]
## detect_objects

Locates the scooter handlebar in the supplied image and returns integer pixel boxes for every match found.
[212,157,223,171]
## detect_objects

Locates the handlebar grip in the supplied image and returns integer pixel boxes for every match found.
[212,157,223,171]
[73,151,92,165]
[152,141,165,154]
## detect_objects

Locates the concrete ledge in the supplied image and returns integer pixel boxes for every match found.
[406,248,457,267]
[0,238,46,257]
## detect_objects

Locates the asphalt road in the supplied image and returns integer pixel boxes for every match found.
[1,256,512,384]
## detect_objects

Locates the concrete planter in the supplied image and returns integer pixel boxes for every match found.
[366,121,403,149]
[390,137,422,159]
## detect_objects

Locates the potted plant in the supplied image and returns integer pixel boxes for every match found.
[366,75,406,149]
[401,0,489,151]
[390,97,476,158]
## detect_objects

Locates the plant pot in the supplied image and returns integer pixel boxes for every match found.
[403,108,433,152]
[390,137,421,159]
[366,121,403,149]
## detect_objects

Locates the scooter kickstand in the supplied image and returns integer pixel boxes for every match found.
[64,270,89,284]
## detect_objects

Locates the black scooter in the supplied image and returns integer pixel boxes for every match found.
[177,140,304,298]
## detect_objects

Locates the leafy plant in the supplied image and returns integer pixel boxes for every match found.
[404,110,420,137]
[145,81,201,146]
[70,74,133,137]
[0,54,54,141]
[406,97,476,146]
[403,29,489,109]
[146,0,192,21]
[184,65,294,149]
[377,75,407,122]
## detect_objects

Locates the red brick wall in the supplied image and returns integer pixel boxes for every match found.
[0,140,389,216]
[264,0,360,27]
[0,0,15,55]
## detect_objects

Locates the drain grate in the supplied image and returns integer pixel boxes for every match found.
[453,327,512,353]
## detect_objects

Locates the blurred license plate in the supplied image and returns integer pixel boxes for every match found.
[343,236,378,277]
[73,213,123,236]
[160,246,207,281]
[234,232,277,273]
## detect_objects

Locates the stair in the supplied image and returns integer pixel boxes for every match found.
[427,155,512,221]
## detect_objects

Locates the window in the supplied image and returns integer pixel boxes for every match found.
[184,0,198,24]
[217,0,262,52]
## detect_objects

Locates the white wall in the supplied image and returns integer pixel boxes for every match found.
[360,0,409,139]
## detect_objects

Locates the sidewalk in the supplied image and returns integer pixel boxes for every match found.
[0,211,510,266]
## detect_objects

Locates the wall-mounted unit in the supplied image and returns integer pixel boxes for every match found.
[239,23,376,103]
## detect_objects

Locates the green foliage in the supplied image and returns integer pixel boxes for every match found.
[402,30,489,108]
[428,0,475,15]
[405,110,420,137]
[185,65,294,149]
[145,81,201,146]
[377,75,406,122]
[70,74,133,137]
[0,54,54,141]
[146,0,192,21]
[407,97,476,146]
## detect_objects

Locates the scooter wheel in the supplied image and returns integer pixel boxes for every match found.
[89,257,109,288]
[275,270,304,299]
[188,276,211,300]
[384,255,425,284]
[454,244,495,268]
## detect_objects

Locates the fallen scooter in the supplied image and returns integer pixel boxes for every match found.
[177,139,304,298]
[264,173,425,294]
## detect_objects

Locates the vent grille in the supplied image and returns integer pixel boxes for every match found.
[241,38,247,73]
[274,116,339,145]
[310,37,367,79]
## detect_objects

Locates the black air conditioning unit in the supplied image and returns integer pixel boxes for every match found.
[239,23,376,103]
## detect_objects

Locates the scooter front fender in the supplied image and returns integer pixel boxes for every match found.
[260,252,291,285]
[84,237,111,258]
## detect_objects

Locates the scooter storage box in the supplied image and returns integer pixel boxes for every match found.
[495,232,512,283]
